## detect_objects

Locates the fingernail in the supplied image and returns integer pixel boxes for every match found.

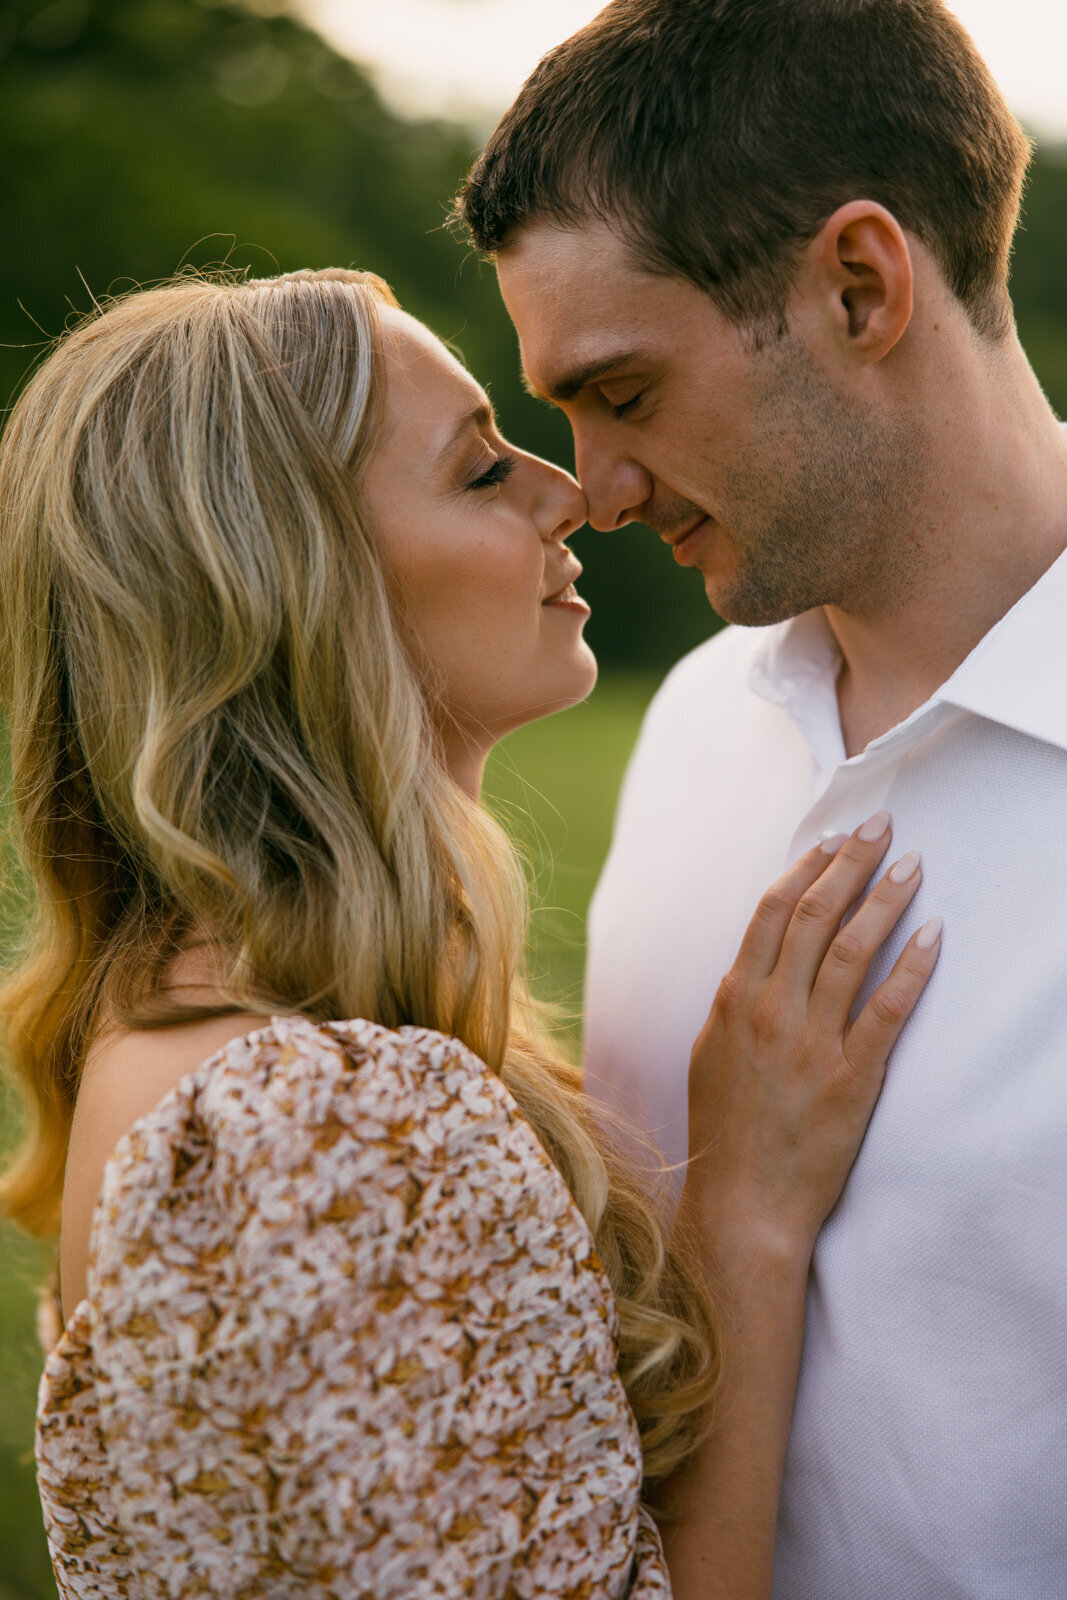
[819,832,848,854]
[857,810,891,842]
[916,916,943,950]
[888,850,921,884]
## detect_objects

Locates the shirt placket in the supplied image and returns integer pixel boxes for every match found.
[786,700,961,863]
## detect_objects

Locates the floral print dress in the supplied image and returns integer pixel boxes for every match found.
[35,1016,673,1598]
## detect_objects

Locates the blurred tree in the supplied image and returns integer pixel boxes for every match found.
[1014,149,1067,413]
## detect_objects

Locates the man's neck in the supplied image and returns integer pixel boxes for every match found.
[827,342,1067,758]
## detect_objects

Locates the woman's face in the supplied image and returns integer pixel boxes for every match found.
[363,306,596,789]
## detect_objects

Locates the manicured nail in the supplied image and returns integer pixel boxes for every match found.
[888,850,921,884]
[857,810,891,842]
[819,832,848,854]
[916,916,943,950]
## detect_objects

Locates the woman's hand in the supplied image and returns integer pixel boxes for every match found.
[682,812,941,1265]
[659,814,940,1600]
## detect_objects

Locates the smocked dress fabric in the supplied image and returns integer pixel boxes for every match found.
[35,1016,673,1599]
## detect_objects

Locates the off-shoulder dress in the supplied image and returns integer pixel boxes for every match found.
[35,1016,673,1598]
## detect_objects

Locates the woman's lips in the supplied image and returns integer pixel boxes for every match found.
[542,582,591,615]
[542,562,589,613]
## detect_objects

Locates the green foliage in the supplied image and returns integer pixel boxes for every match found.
[1014,149,1067,416]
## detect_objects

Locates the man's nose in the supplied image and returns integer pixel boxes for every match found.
[574,429,654,532]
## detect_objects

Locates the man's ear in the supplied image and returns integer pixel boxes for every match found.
[804,201,914,359]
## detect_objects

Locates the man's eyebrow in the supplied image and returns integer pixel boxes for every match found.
[524,349,650,404]
[438,400,495,461]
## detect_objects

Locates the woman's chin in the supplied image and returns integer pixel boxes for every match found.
[575,641,599,701]
[495,649,600,740]
[535,646,599,723]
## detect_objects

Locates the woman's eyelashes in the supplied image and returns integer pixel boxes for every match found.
[466,454,517,492]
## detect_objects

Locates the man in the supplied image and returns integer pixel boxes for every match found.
[456,1,1067,1595]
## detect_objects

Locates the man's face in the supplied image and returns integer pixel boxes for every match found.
[497,218,922,626]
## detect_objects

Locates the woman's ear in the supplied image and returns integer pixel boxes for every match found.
[804,200,914,360]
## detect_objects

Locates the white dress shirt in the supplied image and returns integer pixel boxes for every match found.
[585,547,1067,1600]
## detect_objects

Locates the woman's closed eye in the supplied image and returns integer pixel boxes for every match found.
[466,455,517,491]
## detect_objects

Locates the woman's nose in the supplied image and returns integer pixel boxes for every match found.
[532,458,588,542]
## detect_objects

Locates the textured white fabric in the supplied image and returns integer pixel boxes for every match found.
[585,546,1067,1600]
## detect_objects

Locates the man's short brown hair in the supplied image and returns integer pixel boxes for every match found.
[456,0,1032,339]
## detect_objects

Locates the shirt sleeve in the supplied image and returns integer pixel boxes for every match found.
[72,1016,670,1599]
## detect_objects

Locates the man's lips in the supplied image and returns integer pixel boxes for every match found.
[660,515,713,567]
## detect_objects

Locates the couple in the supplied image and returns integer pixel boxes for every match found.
[3,0,1065,1596]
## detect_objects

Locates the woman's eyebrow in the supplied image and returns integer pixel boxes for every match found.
[525,349,649,405]
[437,400,495,463]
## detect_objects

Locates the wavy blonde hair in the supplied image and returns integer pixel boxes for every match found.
[0,268,720,1483]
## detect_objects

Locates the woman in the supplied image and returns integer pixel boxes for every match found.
[0,268,938,1598]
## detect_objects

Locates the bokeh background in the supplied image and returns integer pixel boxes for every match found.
[0,1,1064,1590]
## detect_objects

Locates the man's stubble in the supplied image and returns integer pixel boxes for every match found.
[707,336,930,628]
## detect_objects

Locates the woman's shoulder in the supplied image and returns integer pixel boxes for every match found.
[87,1013,556,1240]
[61,1014,510,1323]
[62,1009,274,1320]
[114,1013,508,1163]
[73,1013,508,1213]
[40,1013,645,1598]
[158,1014,522,1202]
[55,1011,612,1455]
[67,1016,586,1314]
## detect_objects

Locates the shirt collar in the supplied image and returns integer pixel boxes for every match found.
[749,541,1067,758]
[748,606,841,710]
[748,609,846,775]
[937,542,1067,751]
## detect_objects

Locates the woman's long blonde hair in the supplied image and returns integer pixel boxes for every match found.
[0,268,720,1483]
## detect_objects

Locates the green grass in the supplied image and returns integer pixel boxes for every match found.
[0,1225,54,1600]
[0,671,659,1597]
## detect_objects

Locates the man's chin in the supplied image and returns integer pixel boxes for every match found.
[701,572,817,630]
